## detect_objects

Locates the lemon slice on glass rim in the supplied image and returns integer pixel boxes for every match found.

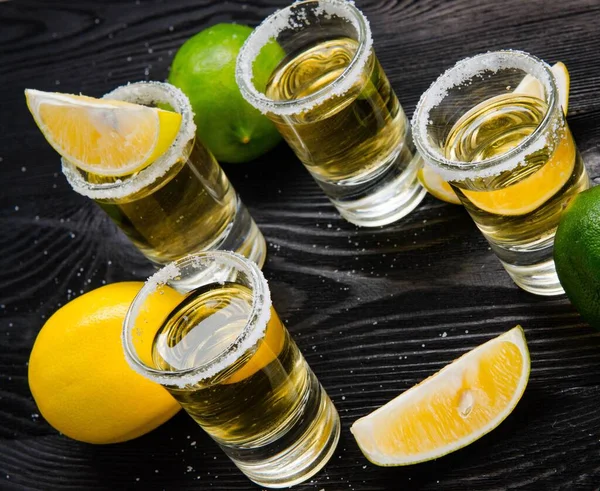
[25,89,182,177]
[514,61,569,114]
[417,165,461,205]
[351,326,530,466]
[418,62,570,206]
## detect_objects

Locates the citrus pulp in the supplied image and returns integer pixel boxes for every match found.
[25,90,181,176]
[351,326,530,465]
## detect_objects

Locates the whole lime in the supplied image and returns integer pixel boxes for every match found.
[555,186,600,329]
[168,23,284,163]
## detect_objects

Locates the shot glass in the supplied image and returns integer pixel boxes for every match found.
[122,251,340,488]
[411,51,590,295]
[236,0,426,227]
[62,82,266,268]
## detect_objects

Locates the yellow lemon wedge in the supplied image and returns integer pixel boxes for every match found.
[420,62,572,213]
[462,126,576,216]
[350,326,530,466]
[417,164,461,205]
[514,62,570,114]
[223,307,285,384]
[25,89,182,177]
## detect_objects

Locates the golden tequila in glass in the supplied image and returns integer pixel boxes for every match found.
[237,0,425,227]
[152,284,321,447]
[123,252,340,488]
[62,82,266,268]
[265,37,405,182]
[412,51,590,295]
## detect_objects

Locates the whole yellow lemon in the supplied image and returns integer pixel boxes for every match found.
[28,282,183,444]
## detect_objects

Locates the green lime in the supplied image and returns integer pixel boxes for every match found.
[168,23,284,163]
[555,186,600,329]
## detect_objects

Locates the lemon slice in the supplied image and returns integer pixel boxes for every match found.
[351,326,530,466]
[514,62,570,114]
[417,164,461,205]
[25,89,182,177]
[223,307,285,385]
[462,127,576,216]
[421,62,571,211]
[461,62,574,216]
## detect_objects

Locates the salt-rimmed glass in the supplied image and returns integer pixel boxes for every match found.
[62,81,266,269]
[412,51,590,295]
[122,251,340,488]
[236,0,426,227]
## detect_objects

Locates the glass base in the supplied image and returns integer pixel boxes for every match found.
[234,385,340,488]
[501,258,564,296]
[490,232,564,296]
[316,147,427,228]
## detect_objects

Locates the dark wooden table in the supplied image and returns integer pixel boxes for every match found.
[3,0,600,489]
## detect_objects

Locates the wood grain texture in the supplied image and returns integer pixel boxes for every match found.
[2,0,600,489]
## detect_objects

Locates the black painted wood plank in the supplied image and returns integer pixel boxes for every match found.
[2,0,600,489]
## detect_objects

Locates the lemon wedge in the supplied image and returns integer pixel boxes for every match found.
[223,307,285,385]
[417,164,461,205]
[25,89,182,177]
[514,61,570,114]
[351,326,530,466]
[420,62,571,209]
[461,62,573,216]
[462,126,576,216]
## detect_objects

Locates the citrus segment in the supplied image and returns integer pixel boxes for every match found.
[351,326,529,466]
[421,62,572,210]
[417,165,461,205]
[552,62,570,115]
[224,307,285,384]
[462,127,576,216]
[28,282,183,444]
[25,89,181,176]
[513,73,545,101]
[514,62,570,114]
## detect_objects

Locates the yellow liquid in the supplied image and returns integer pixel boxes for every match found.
[151,283,311,446]
[265,37,408,183]
[92,139,236,264]
[444,94,588,246]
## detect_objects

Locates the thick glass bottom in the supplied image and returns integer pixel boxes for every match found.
[168,198,266,291]
[501,258,564,296]
[315,146,426,227]
[489,231,563,296]
[232,384,340,488]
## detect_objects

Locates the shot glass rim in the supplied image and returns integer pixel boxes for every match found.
[236,0,373,116]
[121,251,272,388]
[61,81,197,200]
[411,50,560,182]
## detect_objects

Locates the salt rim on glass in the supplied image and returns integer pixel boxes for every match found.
[122,251,273,389]
[236,0,373,116]
[411,50,562,182]
[61,81,197,201]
